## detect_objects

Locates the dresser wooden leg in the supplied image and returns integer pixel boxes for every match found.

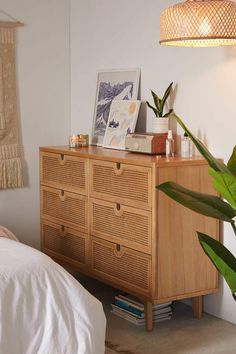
[145,301,153,331]
[192,296,203,319]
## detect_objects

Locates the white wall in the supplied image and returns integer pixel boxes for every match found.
[70,0,236,324]
[0,0,70,248]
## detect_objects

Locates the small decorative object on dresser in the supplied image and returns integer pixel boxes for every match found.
[125,132,176,155]
[103,100,141,151]
[146,82,173,134]
[91,68,140,146]
[40,146,219,331]
[69,134,89,148]
[181,132,192,158]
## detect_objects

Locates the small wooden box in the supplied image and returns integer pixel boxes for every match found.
[125,132,176,155]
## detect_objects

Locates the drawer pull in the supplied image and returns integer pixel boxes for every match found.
[114,163,123,176]
[114,203,123,216]
[59,154,66,165]
[59,190,66,201]
[60,225,66,237]
[114,244,125,258]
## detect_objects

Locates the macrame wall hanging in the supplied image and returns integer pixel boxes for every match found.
[0,15,24,189]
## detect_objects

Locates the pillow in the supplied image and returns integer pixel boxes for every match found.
[0,225,19,241]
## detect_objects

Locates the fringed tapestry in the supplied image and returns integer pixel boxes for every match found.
[0,22,23,189]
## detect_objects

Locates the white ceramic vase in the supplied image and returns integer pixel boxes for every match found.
[152,117,169,133]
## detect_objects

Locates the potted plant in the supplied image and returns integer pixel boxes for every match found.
[146,82,173,133]
[157,111,236,300]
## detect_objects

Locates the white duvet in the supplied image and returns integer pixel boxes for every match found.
[0,238,106,354]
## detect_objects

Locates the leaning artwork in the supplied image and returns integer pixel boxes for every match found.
[91,69,140,146]
[103,100,141,151]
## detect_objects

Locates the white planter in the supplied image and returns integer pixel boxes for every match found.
[152,117,169,133]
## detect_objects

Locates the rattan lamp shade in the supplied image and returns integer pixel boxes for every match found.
[160,0,236,47]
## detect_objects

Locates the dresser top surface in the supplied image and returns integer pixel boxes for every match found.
[39,145,209,167]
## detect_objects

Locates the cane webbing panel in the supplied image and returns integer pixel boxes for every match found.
[42,222,86,264]
[92,200,151,250]
[92,239,151,292]
[91,162,151,208]
[160,0,236,47]
[41,153,87,193]
[41,187,87,230]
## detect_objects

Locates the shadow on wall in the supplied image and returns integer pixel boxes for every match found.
[136,102,147,132]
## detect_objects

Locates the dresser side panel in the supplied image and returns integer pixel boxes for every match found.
[157,164,219,300]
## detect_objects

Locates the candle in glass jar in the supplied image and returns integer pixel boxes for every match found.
[69,135,79,148]
[77,134,89,147]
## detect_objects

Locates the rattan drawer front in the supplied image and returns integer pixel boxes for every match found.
[91,198,152,254]
[41,220,88,266]
[41,186,88,232]
[40,152,88,194]
[91,237,152,294]
[90,160,152,210]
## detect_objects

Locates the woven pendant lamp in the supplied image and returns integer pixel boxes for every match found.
[160,0,236,47]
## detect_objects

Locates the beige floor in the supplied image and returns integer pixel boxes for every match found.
[78,275,236,354]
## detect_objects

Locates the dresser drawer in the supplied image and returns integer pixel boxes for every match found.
[91,237,152,295]
[40,152,88,195]
[90,160,152,210]
[90,198,152,254]
[41,186,88,232]
[41,220,88,267]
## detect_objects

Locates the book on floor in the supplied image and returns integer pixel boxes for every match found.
[111,293,173,325]
[111,303,172,319]
[116,294,171,309]
[113,294,172,313]
[111,306,172,325]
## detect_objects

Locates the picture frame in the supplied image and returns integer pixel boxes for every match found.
[91,68,140,146]
[103,100,141,151]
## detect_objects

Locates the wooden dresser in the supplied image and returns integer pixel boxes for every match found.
[39,146,219,330]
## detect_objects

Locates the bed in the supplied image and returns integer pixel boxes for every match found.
[0,226,106,354]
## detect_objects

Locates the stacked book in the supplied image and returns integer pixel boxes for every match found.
[111,294,172,325]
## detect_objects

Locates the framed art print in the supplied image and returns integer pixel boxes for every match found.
[102,100,141,150]
[91,68,140,146]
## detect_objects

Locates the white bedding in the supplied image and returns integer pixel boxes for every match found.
[0,238,106,354]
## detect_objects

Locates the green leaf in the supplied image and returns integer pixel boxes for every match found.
[163,109,173,118]
[151,91,161,114]
[158,98,163,116]
[160,82,173,114]
[227,146,236,176]
[146,101,158,117]
[170,112,232,175]
[209,168,236,210]
[157,181,236,222]
[198,232,236,296]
